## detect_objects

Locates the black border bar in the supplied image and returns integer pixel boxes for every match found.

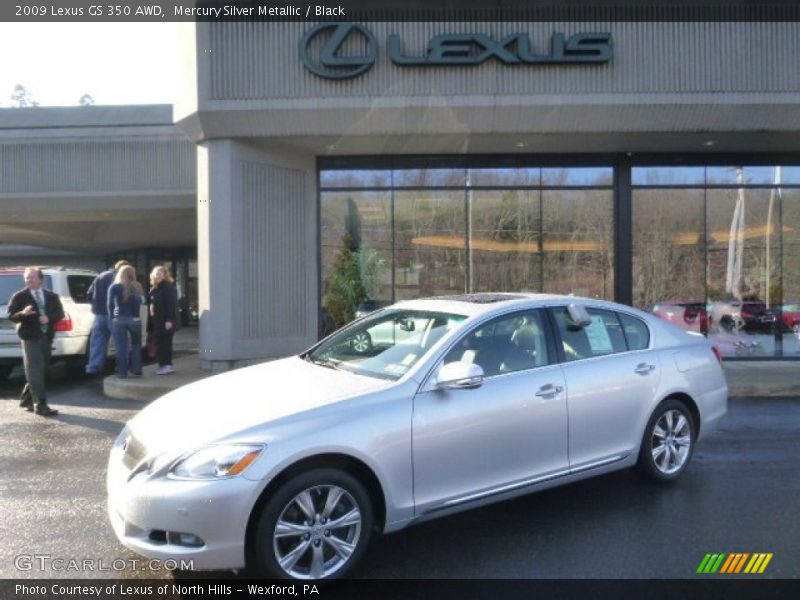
[6,1,800,22]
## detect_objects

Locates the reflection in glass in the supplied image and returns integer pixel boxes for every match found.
[542,190,614,299]
[781,167,800,184]
[320,170,392,188]
[632,167,705,186]
[706,166,782,185]
[394,191,466,299]
[393,169,466,187]
[706,184,779,357]
[467,168,540,187]
[632,189,705,314]
[469,191,542,293]
[541,167,613,187]
[781,190,800,355]
[320,192,392,328]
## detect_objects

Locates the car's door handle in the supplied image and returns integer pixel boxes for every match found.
[535,384,564,398]
[634,363,656,375]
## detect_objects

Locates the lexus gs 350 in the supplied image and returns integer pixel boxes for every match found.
[107,294,727,580]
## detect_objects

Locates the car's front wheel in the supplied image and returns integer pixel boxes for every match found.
[350,332,372,354]
[252,469,373,580]
[637,399,696,482]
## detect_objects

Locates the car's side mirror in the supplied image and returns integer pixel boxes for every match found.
[435,361,485,390]
[398,319,415,332]
[567,303,593,328]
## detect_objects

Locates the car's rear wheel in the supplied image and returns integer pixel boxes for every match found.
[637,399,695,482]
[253,468,373,580]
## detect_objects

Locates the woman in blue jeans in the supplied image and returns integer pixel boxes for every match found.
[107,265,143,379]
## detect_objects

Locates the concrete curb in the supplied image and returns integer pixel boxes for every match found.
[103,358,212,402]
[723,362,800,398]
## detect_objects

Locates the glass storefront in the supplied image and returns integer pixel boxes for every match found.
[633,165,800,358]
[320,166,613,329]
[321,160,800,358]
[105,246,198,327]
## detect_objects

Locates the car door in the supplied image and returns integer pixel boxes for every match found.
[412,308,569,514]
[550,305,661,471]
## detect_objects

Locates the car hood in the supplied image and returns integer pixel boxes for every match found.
[127,356,391,456]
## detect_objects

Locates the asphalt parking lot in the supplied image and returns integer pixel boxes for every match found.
[0,367,798,580]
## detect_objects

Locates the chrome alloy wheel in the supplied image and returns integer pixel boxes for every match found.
[351,332,371,353]
[651,409,692,475]
[272,485,362,579]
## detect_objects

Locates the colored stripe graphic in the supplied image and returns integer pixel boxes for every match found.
[744,554,759,573]
[698,553,727,574]
[699,552,772,575]
[697,554,713,574]
[758,553,773,574]
[725,553,746,574]
[734,553,750,573]
[720,554,737,574]
[710,554,726,573]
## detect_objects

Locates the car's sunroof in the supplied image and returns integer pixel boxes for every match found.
[428,294,528,304]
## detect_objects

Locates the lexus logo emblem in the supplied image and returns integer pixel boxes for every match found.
[299,22,378,80]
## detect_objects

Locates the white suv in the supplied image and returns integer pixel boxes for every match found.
[0,266,143,380]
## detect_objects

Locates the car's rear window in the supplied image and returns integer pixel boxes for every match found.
[0,273,54,304]
[68,275,96,303]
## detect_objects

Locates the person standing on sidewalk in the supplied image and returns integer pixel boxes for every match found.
[148,265,179,375]
[107,265,144,379]
[85,260,129,375]
[6,267,64,416]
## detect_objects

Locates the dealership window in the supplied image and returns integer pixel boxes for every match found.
[321,160,800,359]
[632,165,800,358]
[320,165,613,329]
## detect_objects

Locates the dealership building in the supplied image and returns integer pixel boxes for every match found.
[2,9,800,367]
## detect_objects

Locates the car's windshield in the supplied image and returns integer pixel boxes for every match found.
[307,309,467,380]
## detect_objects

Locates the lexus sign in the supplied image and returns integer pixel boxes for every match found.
[300,22,613,79]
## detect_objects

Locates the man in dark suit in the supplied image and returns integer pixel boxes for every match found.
[6,267,64,416]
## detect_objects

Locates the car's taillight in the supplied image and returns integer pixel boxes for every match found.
[711,346,723,364]
[54,314,72,332]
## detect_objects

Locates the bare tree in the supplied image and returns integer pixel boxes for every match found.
[11,84,39,107]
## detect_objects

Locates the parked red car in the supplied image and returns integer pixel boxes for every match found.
[651,300,708,333]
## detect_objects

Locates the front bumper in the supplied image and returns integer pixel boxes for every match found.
[106,447,264,571]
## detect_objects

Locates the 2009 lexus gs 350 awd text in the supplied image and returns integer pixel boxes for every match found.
[107,294,727,580]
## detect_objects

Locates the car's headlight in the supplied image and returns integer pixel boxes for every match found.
[147,453,175,474]
[168,444,264,480]
[113,425,130,450]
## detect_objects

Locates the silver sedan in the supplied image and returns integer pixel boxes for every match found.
[107,294,727,580]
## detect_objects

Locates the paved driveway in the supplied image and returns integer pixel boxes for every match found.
[1,368,798,580]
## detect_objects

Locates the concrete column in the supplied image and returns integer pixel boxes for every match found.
[197,140,317,371]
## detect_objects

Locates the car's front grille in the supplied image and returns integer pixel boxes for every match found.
[122,435,147,470]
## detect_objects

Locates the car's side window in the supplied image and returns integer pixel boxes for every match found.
[444,310,550,377]
[68,275,95,304]
[618,312,650,350]
[553,307,628,362]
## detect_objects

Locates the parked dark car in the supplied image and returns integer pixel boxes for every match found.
[708,300,778,334]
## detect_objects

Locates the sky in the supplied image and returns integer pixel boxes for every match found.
[0,23,178,107]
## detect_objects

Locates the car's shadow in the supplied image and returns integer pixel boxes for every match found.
[168,466,706,581]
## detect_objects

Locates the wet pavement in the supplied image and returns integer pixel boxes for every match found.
[1,367,799,580]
